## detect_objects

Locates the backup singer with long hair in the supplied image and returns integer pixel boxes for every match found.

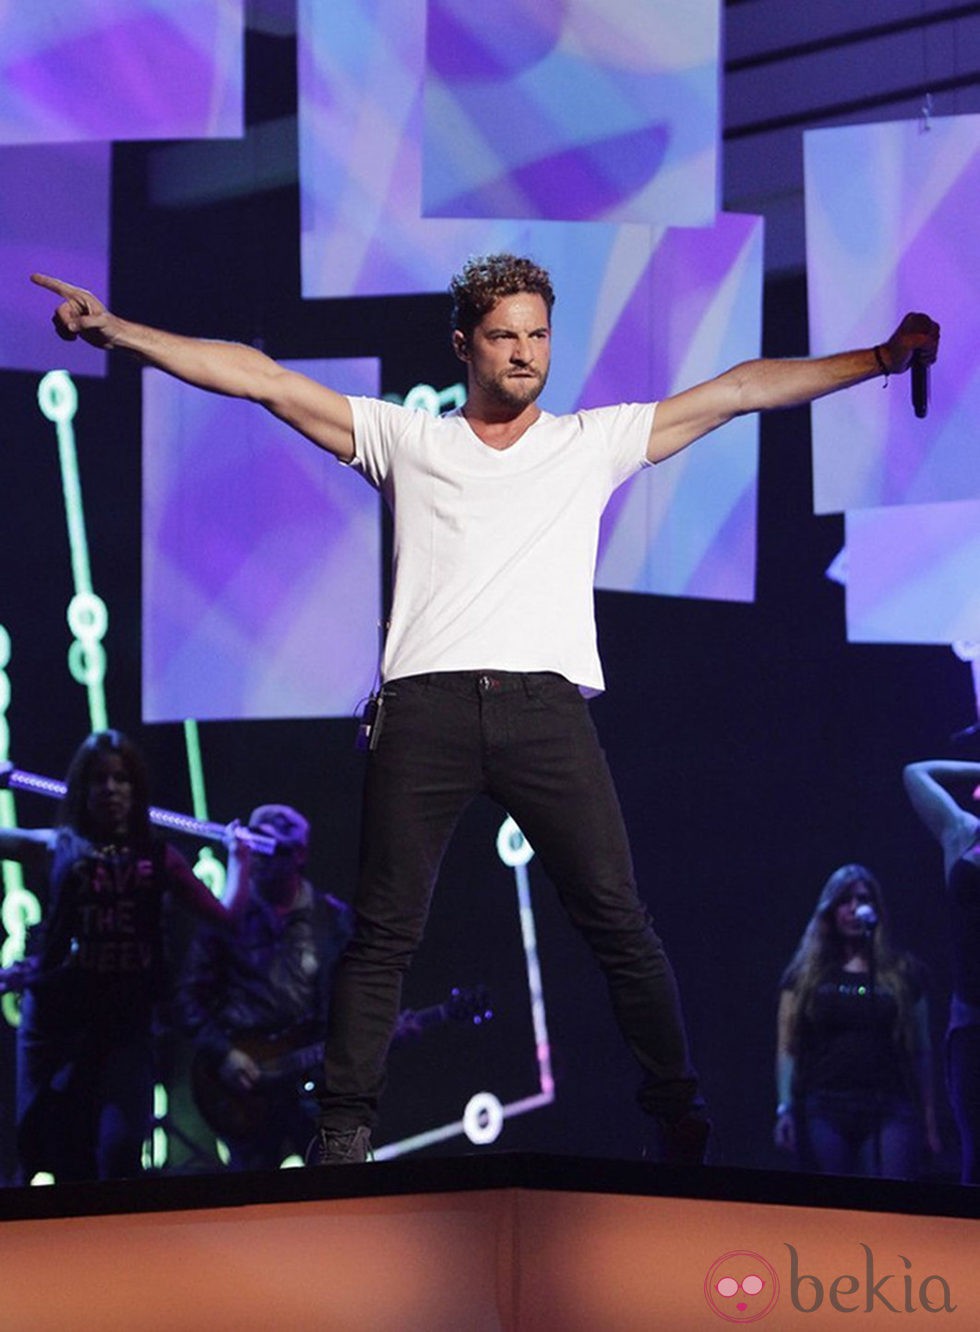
[0,731,247,1182]
[774,863,939,1178]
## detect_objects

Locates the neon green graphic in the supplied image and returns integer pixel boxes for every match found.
[0,624,41,1029]
[400,380,466,415]
[37,371,109,733]
[184,718,226,898]
[143,1082,169,1171]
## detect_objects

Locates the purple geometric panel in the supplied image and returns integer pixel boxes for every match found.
[596,214,763,602]
[4,142,110,376]
[423,0,720,225]
[0,1,243,144]
[297,0,669,415]
[806,115,980,514]
[297,1,757,607]
[845,501,980,644]
[142,359,381,723]
[298,0,681,302]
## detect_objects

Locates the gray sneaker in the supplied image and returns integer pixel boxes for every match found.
[305,1125,373,1165]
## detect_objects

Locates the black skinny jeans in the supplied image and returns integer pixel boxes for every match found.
[319,670,700,1132]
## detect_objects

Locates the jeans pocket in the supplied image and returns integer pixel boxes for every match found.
[526,671,578,702]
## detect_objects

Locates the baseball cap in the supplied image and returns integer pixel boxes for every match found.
[248,803,309,851]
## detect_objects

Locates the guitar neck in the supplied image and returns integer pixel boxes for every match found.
[252,1008,448,1080]
[238,986,491,1084]
[250,1005,455,1081]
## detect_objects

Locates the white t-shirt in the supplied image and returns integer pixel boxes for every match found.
[347,397,656,694]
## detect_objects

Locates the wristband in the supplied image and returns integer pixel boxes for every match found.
[873,344,889,379]
[776,1102,792,1117]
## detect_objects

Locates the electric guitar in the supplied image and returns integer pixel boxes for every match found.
[190,984,493,1140]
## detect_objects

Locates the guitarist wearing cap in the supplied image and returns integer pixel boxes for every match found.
[175,804,353,1171]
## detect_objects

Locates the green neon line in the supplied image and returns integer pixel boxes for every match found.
[56,417,93,595]
[0,791,26,898]
[38,372,92,595]
[37,372,109,733]
[183,719,210,821]
[1,791,40,1032]
[88,687,108,734]
[183,721,226,900]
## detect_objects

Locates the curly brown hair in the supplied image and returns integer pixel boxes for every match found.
[449,253,555,341]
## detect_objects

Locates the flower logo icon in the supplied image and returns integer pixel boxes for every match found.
[704,1250,780,1323]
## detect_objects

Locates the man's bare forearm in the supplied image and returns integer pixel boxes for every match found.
[32,272,357,460]
[732,345,882,414]
[648,311,938,462]
[107,317,279,401]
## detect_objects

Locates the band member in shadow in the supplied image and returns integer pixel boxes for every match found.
[0,733,247,1183]
[904,759,980,1184]
[176,804,352,1171]
[775,863,940,1179]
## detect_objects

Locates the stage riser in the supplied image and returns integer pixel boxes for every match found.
[1,1185,976,1329]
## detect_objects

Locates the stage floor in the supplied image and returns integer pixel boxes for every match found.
[1,1154,978,1329]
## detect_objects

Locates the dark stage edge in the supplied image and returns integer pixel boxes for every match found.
[3,1155,980,1329]
[2,1151,978,1223]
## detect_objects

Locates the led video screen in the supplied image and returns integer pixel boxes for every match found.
[142,359,382,723]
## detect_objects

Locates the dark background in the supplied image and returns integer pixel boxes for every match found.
[1,2,978,1184]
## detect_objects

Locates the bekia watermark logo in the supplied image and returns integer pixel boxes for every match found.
[705,1244,956,1321]
[704,1251,780,1323]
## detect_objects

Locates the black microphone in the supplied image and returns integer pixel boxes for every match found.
[911,351,929,418]
[855,903,878,930]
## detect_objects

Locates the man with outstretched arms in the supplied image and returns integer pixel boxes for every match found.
[33,261,939,1166]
